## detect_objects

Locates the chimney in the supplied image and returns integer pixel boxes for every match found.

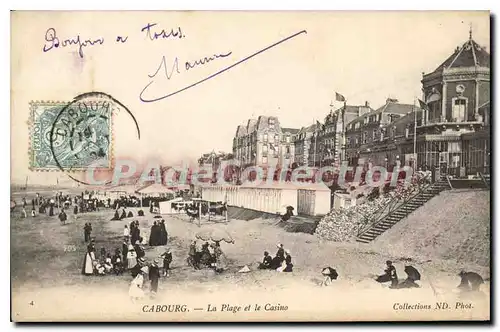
[365,101,369,107]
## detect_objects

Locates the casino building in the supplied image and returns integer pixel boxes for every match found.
[416,30,490,176]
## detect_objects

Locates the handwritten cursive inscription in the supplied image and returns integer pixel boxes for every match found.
[185,52,232,71]
[43,28,104,58]
[148,51,233,81]
[139,30,307,103]
[141,23,184,40]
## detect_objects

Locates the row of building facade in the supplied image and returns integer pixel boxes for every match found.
[230,33,490,177]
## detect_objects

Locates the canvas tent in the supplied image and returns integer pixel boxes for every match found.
[137,183,175,196]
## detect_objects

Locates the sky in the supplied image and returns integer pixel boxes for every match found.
[11,11,490,185]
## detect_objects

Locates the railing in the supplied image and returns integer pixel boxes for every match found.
[479,172,490,189]
[356,175,433,237]
[445,176,454,190]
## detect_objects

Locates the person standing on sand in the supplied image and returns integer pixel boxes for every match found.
[129,267,147,302]
[122,239,129,269]
[58,209,67,225]
[127,245,137,269]
[83,223,91,242]
[159,220,168,245]
[82,242,96,275]
[123,225,130,241]
[161,248,173,277]
[149,260,161,297]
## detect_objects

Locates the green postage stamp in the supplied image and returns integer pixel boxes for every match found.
[29,99,113,171]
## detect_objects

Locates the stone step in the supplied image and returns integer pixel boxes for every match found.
[405,203,423,210]
[365,231,384,237]
[356,238,371,243]
[372,226,390,233]
[358,234,375,241]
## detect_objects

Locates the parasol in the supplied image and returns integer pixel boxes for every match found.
[195,228,234,244]
[404,265,421,281]
[321,267,338,280]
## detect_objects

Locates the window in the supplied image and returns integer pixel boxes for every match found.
[275,134,279,142]
[448,142,461,153]
[262,156,268,164]
[429,102,441,122]
[380,129,384,141]
[439,152,448,164]
[263,133,268,142]
[452,98,467,122]
[286,146,290,154]
[363,132,367,144]
[262,145,268,154]
[405,127,409,138]
[378,114,382,121]
[372,129,376,140]
[286,135,290,143]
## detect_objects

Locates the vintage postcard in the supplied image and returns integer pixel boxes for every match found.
[10,11,490,322]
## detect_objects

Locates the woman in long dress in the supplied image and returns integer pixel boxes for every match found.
[213,244,228,273]
[129,268,146,302]
[82,245,96,275]
[127,245,137,268]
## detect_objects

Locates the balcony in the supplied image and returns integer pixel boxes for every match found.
[419,116,484,128]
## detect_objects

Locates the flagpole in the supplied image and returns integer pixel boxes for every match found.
[341,100,346,163]
[413,97,417,168]
[313,121,317,167]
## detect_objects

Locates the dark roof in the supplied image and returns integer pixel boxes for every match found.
[347,100,419,127]
[381,108,423,129]
[281,127,300,135]
[235,125,247,137]
[296,124,318,136]
[432,38,490,73]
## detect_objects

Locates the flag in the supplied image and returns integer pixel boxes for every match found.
[316,121,325,132]
[418,99,429,111]
[335,92,346,102]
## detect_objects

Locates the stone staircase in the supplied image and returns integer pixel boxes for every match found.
[356,180,450,244]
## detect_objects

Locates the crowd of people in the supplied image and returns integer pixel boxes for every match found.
[79,215,174,300]
[14,188,487,303]
[258,243,293,272]
[187,240,229,273]
[184,201,228,222]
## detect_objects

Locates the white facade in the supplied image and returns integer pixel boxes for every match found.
[200,181,331,216]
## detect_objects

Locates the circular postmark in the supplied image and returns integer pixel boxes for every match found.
[49,92,140,185]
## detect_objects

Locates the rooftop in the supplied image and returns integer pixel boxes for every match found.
[429,34,490,75]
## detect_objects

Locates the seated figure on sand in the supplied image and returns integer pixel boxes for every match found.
[271,243,285,270]
[458,271,484,291]
[396,266,421,289]
[258,251,273,269]
[375,260,398,288]
[321,267,339,286]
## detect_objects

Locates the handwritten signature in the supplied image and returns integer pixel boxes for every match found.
[139,30,307,103]
[42,28,104,58]
[148,51,233,82]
